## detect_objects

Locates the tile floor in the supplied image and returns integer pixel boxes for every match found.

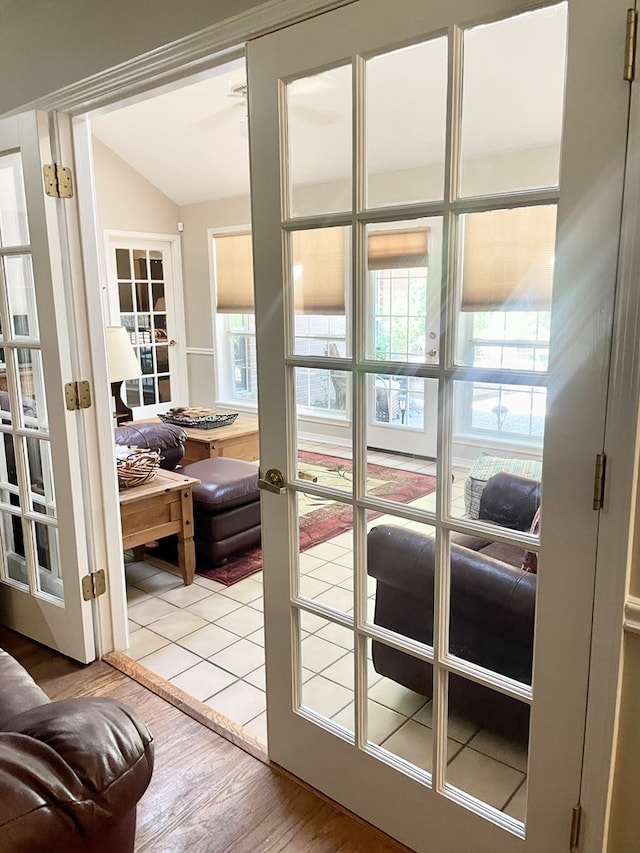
[124,445,528,822]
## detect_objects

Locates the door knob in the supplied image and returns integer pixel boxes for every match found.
[168,339,177,346]
[258,468,287,494]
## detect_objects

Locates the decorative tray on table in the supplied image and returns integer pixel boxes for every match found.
[158,407,239,430]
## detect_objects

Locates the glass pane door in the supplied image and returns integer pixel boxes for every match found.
[0,112,95,662]
[248,0,629,850]
[108,237,183,418]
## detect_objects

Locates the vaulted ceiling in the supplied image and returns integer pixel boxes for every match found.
[90,5,566,207]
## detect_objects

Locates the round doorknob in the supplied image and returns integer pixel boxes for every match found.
[168,339,177,346]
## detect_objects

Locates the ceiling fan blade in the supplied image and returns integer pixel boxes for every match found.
[197,102,245,131]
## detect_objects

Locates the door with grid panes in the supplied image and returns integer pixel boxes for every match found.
[247,0,629,850]
[0,113,95,662]
[105,234,184,418]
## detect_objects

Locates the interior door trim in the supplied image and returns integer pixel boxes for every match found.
[10,0,358,117]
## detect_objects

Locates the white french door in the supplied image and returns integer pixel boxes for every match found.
[248,1,629,851]
[0,112,96,663]
[105,233,186,418]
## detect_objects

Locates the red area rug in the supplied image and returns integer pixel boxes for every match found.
[154,451,436,586]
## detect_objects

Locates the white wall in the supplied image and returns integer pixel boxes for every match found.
[92,139,179,234]
[178,195,251,348]
[178,195,251,406]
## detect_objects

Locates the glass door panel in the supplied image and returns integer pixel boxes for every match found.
[286,65,352,217]
[366,216,440,457]
[0,152,29,246]
[116,247,172,408]
[366,38,448,208]
[459,6,567,197]
[4,254,38,340]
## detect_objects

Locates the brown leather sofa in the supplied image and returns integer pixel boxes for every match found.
[367,471,540,732]
[0,647,154,852]
[114,421,187,471]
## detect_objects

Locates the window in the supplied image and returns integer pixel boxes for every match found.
[294,315,347,416]
[371,266,429,429]
[373,267,428,362]
[213,229,349,415]
[458,310,549,439]
[218,311,348,415]
[228,313,257,401]
[214,228,438,425]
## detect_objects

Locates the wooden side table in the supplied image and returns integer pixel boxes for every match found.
[128,414,259,465]
[119,468,200,585]
[180,414,259,465]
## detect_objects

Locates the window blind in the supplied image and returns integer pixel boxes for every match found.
[291,226,346,315]
[367,228,429,270]
[215,225,431,314]
[215,227,347,315]
[460,205,557,312]
[214,231,254,313]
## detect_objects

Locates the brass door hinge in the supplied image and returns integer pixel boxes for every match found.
[570,803,583,852]
[43,163,74,198]
[81,569,106,601]
[625,8,637,81]
[64,380,91,412]
[593,452,606,510]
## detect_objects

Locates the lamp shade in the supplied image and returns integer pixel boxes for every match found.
[106,326,142,382]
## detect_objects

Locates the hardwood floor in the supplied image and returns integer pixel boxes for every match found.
[0,627,410,853]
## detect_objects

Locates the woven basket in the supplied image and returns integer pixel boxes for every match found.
[158,411,238,430]
[116,448,160,489]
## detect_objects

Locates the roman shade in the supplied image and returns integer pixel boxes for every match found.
[460,205,557,312]
[367,228,429,270]
[215,225,431,314]
[214,227,348,315]
[291,226,346,315]
[214,231,254,313]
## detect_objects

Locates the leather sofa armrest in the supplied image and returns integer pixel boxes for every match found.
[479,471,540,531]
[367,524,435,597]
[367,522,536,682]
[0,697,154,852]
[0,648,49,729]
[115,422,186,470]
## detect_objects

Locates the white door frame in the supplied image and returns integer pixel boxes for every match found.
[103,229,188,415]
[7,1,637,849]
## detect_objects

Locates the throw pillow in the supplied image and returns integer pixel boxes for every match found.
[464,452,543,519]
[521,506,541,574]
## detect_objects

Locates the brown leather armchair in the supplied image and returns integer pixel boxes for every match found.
[0,647,154,853]
[367,472,540,732]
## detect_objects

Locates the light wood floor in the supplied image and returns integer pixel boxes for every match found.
[0,626,410,853]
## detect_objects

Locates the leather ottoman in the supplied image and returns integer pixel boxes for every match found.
[180,457,261,566]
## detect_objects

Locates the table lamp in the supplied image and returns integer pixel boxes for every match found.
[106,325,142,425]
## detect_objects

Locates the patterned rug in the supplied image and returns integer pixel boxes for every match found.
[155,451,436,586]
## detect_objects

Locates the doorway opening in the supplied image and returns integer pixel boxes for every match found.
[85,46,539,818]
